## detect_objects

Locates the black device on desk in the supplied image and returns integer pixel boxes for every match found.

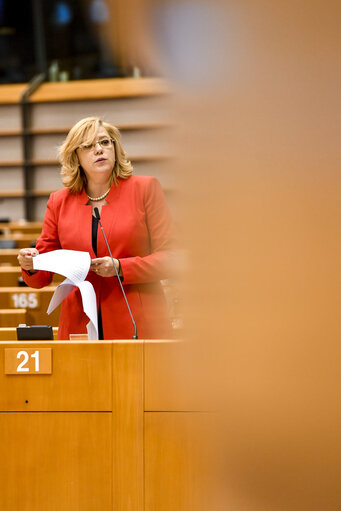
[16,325,54,340]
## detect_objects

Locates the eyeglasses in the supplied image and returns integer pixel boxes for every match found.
[79,138,115,152]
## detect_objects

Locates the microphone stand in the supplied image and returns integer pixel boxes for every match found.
[94,207,138,339]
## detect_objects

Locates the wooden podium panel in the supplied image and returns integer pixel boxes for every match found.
[112,342,144,511]
[0,340,202,510]
[144,341,204,412]
[0,412,112,511]
[0,342,112,411]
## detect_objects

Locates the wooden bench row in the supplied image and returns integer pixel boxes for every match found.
[0,233,41,249]
[0,266,63,286]
[0,326,58,340]
[0,287,59,326]
[0,221,43,233]
[0,249,22,265]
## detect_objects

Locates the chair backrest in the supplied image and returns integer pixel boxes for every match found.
[0,240,18,249]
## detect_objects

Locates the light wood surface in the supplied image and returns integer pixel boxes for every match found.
[0,287,59,326]
[0,309,26,327]
[0,266,27,286]
[0,160,22,167]
[30,78,170,103]
[112,342,144,511]
[0,190,25,198]
[0,412,112,511]
[0,129,21,136]
[28,122,168,135]
[0,340,201,510]
[5,347,52,374]
[0,83,27,104]
[0,249,19,266]
[0,342,112,411]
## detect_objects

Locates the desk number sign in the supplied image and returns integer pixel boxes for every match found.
[4,348,52,375]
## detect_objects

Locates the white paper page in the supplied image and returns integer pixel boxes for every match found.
[46,278,98,341]
[78,281,98,341]
[46,278,75,314]
[33,249,90,284]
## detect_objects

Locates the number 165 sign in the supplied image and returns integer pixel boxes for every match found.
[4,349,52,375]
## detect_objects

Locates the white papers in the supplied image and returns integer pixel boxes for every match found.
[33,250,98,340]
[33,249,90,283]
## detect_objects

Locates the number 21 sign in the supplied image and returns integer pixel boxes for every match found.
[4,349,52,375]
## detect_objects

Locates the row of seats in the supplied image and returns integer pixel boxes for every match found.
[0,222,60,333]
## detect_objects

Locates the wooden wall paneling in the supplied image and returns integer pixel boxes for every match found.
[31,133,65,161]
[0,412,112,511]
[0,341,112,411]
[0,198,25,223]
[0,167,24,191]
[0,135,23,162]
[112,341,144,511]
[32,165,64,190]
[0,105,22,131]
[0,79,173,221]
[32,196,49,221]
[31,128,172,162]
[31,96,172,131]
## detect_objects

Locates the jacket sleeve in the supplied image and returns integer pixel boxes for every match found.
[119,178,176,284]
[21,193,61,288]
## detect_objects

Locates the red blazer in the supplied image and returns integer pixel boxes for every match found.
[22,176,175,340]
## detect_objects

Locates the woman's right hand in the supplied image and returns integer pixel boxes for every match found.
[17,248,39,272]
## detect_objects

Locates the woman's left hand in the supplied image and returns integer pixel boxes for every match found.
[90,257,120,277]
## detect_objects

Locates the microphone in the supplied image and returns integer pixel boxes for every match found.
[94,207,138,339]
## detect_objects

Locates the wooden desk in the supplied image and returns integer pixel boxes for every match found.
[0,327,58,340]
[0,340,205,511]
[0,287,59,326]
[0,222,43,234]
[0,233,40,249]
[0,249,20,266]
[0,266,63,287]
[0,309,26,327]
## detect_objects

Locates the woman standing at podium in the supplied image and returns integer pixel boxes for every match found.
[17,117,175,340]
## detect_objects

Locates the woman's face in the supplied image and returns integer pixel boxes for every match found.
[76,126,116,185]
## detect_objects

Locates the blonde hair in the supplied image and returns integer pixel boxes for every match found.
[59,117,133,193]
